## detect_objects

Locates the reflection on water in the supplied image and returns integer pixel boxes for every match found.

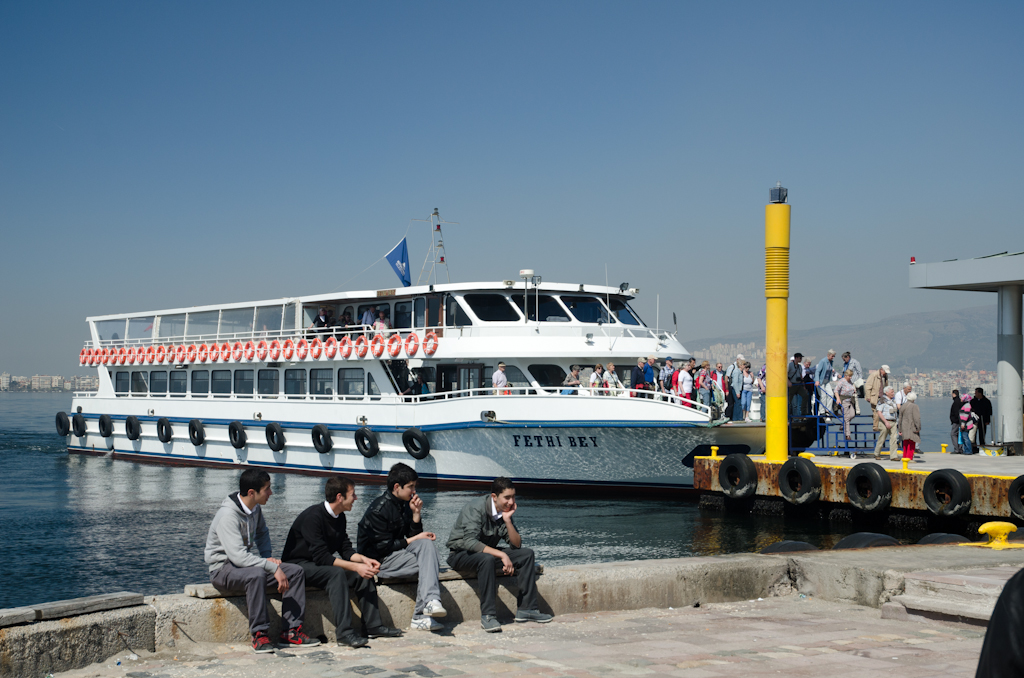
[0,393,938,609]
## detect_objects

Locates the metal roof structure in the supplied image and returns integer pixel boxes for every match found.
[909,251,1024,292]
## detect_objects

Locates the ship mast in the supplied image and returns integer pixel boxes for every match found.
[415,208,459,286]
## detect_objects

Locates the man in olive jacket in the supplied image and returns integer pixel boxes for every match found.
[446,477,552,632]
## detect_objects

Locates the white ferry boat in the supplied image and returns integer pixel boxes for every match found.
[60,269,764,491]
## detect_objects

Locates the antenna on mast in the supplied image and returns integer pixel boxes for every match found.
[414,208,459,285]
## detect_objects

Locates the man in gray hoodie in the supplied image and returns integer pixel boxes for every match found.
[205,468,319,653]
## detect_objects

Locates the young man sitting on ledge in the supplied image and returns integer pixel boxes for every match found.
[446,476,552,632]
[204,469,319,653]
[282,475,403,648]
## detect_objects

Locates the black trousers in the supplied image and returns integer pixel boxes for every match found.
[448,548,538,618]
[291,560,382,635]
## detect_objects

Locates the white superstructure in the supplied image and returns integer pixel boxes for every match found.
[63,280,764,491]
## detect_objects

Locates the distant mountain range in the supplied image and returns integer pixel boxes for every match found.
[683,305,999,372]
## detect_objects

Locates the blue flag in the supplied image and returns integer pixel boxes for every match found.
[385,238,411,287]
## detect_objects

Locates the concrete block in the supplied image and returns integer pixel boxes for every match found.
[880,601,909,620]
[33,591,144,620]
[0,608,34,628]
[890,594,995,621]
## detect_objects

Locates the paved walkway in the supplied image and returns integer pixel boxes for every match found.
[58,595,986,678]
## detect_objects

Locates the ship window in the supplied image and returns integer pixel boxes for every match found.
[127,317,155,341]
[150,371,167,395]
[234,369,254,396]
[394,301,412,329]
[115,371,129,394]
[255,306,283,334]
[463,294,520,322]
[426,296,441,327]
[609,299,641,326]
[528,364,567,388]
[98,320,127,344]
[414,298,425,327]
[211,370,231,395]
[283,303,297,331]
[310,369,333,397]
[220,308,255,338]
[368,373,381,400]
[357,304,389,326]
[191,370,209,396]
[258,369,279,396]
[170,370,187,396]
[285,369,306,397]
[445,297,473,326]
[511,294,570,322]
[560,296,612,324]
[186,312,219,339]
[338,368,364,396]
[131,371,148,394]
[503,365,532,394]
[158,314,186,339]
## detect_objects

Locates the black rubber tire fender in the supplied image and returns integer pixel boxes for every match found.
[402,428,430,460]
[228,421,247,449]
[761,540,817,554]
[717,453,757,499]
[923,468,972,517]
[72,413,87,437]
[312,424,332,454]
[98,414,114,438]
[1008,475,1024,521]
[56,411,70,436]
[845,462,892,512]
[265,423,285,451]
[188,419,206,446]
[778,457,822,505]
[355,427,379,458]
[917,533,970,545]
[125,415,142,441]
[833,532,901,550]
[157,417,173,443]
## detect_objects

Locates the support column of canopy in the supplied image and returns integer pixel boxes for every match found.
[997,285,1023,455]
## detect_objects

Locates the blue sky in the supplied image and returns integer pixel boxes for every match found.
[2,1,1021,375]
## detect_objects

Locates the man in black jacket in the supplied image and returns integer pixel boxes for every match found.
[357,463,447,632]
[949,390,963,454]
[282,476,402,647]
[974,388,993,446]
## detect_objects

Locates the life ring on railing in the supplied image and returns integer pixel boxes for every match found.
[105,348,115,365]
[127,347,137,365]
[234,342,246,362]
[268,340,280,361]
[354,336,368,358]
[80,348,88,365]
[256,340,268,362]
[338,336,352,359]
[404,333,419,357]
[387,334,402,358]
[423,331,438,356]
[310,338,323,359]
[324,337,338,359]
[370,334,385,358]
[198,344,209,363]
[208,343,220,362]
[175,345,187,364]
[95,349,103,366]
[186,344,198,363]
[117,347,128,365]
[282,339,294,361]
[86,348,94,365]
[220,342,231,362]
[296,339,309,360]
[145,346,156,364]
[155,345,167,364]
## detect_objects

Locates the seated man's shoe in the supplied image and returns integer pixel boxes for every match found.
[411,616,444,631]
[279,624,321,647]
[337,631,368,648]
[423,599,447,618]
[252,631,276,653]
[365,625,403,638]
[515,609,553,623]
[480,615,502,633]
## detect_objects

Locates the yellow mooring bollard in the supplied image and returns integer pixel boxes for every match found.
[902,458,909,471]
[961,522,1024,550]
[764,183,790,463]
[710,446,719,458]
[941,443,948,454]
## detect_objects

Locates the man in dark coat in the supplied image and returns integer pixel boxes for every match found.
[949,390,963,454]
[973,388,993,446]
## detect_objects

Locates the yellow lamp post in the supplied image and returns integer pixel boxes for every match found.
[765,183,790,462]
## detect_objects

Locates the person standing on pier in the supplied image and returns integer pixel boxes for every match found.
[974,388,993,446]
[899,392,922,462]
[727,354,745,420]
[801,358,815,416]
[949,390,963,454]
[756,365,767,423]
[865,365,889,432]
[787,353,804,418]
[873,387,900,461]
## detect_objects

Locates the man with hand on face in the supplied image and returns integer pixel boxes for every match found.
[282,475,402,648]
[446,477,552,633]
[357,463,447,632]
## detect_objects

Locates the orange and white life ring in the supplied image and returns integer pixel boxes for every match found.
[209,343,220,362]
[186,344,198,363]
[220,342,231,362]
[80,348,88,365]
[243,341,255,361]
[371,334,385,358]
[387,334,402,358]
[324,337,338,359]
[156,345,167,364]
[404,333,419,357]
[117,347,128,365]
[310,338,323,359]
[282,339,294,361]
[87,349,96,366]
[256,340,268,362]
[198,344,209,363]
[233,342,245,362]
[175,345,187,364]
[338,336,352,359]
[129,347,139,365]
[145,346,156,364]
[423,331,439,356]
[296,339,309,360]
[354,335,368,359]
[268,340,281,361]
[99,348,108,365]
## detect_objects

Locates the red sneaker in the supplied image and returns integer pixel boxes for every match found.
[251,631,275,653]
[279,624,321,647]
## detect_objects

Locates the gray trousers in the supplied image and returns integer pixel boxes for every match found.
[210,561,305,635]
[378,539,441,618]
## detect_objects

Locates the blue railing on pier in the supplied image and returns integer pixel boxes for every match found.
[788,384,878,455]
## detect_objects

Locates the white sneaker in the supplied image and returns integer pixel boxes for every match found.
[410,616,444,631]
[423,599,447,618]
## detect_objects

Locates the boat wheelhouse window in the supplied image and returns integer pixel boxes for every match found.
[445,296,473,326]
[310,369,333,397]
[258,369,279,396]
[394,301,412,329]
[169,370,187,396]
[186,311,219,339]
[115,371,129,394]
[561,296,612,324]
[255,306,283,334]
[528,364,567,388]
[356,303,389,326]
[220,308,255,338]
[150,371,167,395]
[504,365,531,393]
[127,317,155,341]
[463,294,521,322]
[511,294,570,322]
[285,369,306,397]
[234,369,254,396]
[97,320,127,343]
[131,371,148,394]
[609,299,641,326]
[367,373,381,400]
[158,314,186,340]
[211,370,231,395]
[191,370,209,396]
[414,298,425,327]
[338,368,364,396]
[426,296,442,327]
[284,302,298,331]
